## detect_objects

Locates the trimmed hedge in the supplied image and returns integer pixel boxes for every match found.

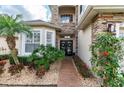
[0,54,31,66]
[0,54,9,61]
[9,56,30,66]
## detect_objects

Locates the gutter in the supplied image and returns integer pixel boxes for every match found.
[77,5,124,30]
[23,21,61,31]
[76,6,93,30]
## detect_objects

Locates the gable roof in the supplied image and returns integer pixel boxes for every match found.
[23,20,61,31]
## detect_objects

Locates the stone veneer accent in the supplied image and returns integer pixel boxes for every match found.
[92,13,124,41]
[60,23,76,34]
[50,5,60,49]
[50,5,78,54]
[50,5,77,35]
[50,5,59,26]
[75,6,79,54]
[91,13,124,74]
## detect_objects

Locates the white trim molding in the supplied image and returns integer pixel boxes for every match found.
[20,28,56,56]
[45,29,56,47]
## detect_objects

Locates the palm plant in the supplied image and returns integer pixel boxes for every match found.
[0,14,32,64]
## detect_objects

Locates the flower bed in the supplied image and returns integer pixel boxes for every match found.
[73,55,100,87]
[7,45,64,77]
[0,45,64,86]
[0,60,61,86]
[73,55,93,78]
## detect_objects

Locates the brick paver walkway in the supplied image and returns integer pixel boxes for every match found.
[57,57,82,87]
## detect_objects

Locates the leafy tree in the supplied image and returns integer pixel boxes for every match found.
[0,14,32,64]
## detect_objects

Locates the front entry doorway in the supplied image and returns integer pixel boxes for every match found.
[60,40,73,56]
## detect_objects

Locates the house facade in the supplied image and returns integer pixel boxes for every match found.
[1,5,124,69]
[49,5,78,56]
[0,20,61,56]
[49,5,124,69]
[0,5,78,56]
[77,5,124,68]
[49,5,92,68]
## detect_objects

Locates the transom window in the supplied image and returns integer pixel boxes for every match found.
[64,36,71,39]
[60,14,73,23]
[25,31,40,53]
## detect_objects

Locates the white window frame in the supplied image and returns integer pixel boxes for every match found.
[60,13,74,23]
[45,30,56,47]
[21,29,43,56]
[20,29,56,56]
[107,23,121,38]
[114,23,124,38]
[115,23,120,38]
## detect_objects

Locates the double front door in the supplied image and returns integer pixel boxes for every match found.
[60,40,73,56]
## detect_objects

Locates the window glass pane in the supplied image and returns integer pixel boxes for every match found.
[47,32,53,45]
[61,14,73,23]
[34,32,40,42]
[26,35,33,43]
[25,44,40,52]
[25,31,40,53]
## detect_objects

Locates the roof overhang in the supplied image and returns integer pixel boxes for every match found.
[77,5,124,30]
[23,20,61,31]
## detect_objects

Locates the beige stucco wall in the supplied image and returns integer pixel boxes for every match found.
[78,25,92,68]
[0,36,19,55]
[0,26,56,56]
[0,37,10,54]
[19,26,56,56]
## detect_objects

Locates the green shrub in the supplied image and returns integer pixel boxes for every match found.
[9,55,30,65]
[0,54,9,61]
[90,32,124,87]
[9,55,15,64]
[28,45,64,70]
[18,56,30,65]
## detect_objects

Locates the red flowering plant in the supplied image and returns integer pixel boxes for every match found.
[90,32,124,87]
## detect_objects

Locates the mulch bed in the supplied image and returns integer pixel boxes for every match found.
[0,61,61,86]
[72,55,94,78]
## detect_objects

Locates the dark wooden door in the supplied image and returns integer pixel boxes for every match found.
[60,40,73,56]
